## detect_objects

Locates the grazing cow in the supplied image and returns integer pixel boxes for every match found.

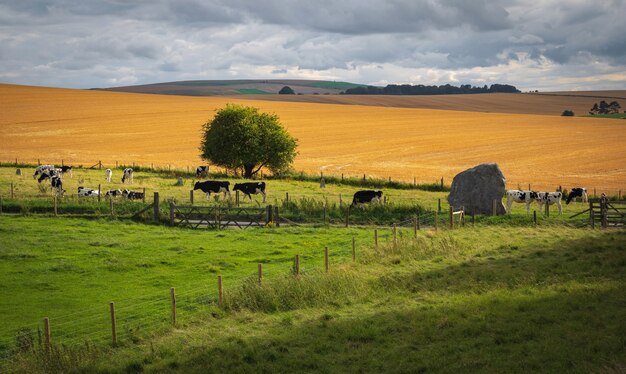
[566,188,588,204]
[194,181,231,199]
[105,189,123,197]
[78,186,99,197]
[505,190,538,214]
[535,192,563,215]
[50,175,64,195]
[351,190,383,206]
[122,189,144,200]
[33,165,55,179]
[57,166,73,178]
[233,182,266,203]
[105,169,113,182]
[196,166,209,178]
[37,168,58,183]
[121,168,133,184]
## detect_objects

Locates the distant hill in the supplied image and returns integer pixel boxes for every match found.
[97,79,365,96]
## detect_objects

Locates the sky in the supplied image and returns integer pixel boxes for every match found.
[1,0,625,91]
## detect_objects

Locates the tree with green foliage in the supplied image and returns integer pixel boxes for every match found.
[279,86,295,94]
[561,110,575,116]
[200,104,298,178]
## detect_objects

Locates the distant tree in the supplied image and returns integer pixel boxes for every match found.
[589,100,620,115]
[279,86,295,94]
[200,104,298,178]
[561,110,575,116]
[608,101,621,114]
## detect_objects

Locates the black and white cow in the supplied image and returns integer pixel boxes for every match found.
[535,192,563,215]
[57,166,72,178]
[33,165,55,179]
[122,189,144,200]
[78,186,99,197]
[105,168,113,183]
[566,188,588,204]
[196,166,209,178]
[233,182,266,203]
[50,176,64,195]
[121,168,133,184]
[194,181,231,199]
[351,190,383,206]
[37,168,58,183]
[505,190,538,214]
[105,189,123,197]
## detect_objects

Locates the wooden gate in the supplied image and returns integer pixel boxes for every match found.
[169,203,272,229]
[571,199,626,228]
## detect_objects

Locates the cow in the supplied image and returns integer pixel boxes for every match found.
[535,192,563,215]
[233,182,266,203]
[50,175,64,195]
[105,189,123,197]
[351,190,383,206]
[505,190,538,214]
[78,186,99,197]
[196,166,209,178]
[57,166,72,178]
[566,188,588,204]
[33,165,55,179]
[121,168,133,184]
[122,189,144,200]
[105,169,113,183]
[37,168,58,183]
[194,181,231,199]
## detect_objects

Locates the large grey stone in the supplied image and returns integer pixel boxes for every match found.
[447,163,506,215]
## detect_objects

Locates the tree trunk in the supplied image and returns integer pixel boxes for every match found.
[243,164,255,179]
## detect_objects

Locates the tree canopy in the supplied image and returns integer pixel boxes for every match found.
[278,86,295,94]
[342,83,520,95]
[200,104,298,178]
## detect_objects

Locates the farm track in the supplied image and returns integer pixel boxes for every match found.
[1,84,625,192]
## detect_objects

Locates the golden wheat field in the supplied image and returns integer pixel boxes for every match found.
[1,84,625,192]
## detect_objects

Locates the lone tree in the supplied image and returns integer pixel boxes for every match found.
[200,104,298,178]
[279,86,295,94]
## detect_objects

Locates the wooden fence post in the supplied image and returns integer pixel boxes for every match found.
[258,263,263,285]
[294,255,300,276]
[449,206,453,229]
[217,276,223,306]
[533,210,537,226]
[38,159,41,166]
[169,202,175,225]
[99,160,102,169]
[324,246,329,273]
[153,192,159,222]
[352,237,356,262]
[110,302,117,346]
[43,317,51,353]
[438,198,441,212]
[593,188,596,198]
[274,206,280,227]
[98,184,101,203]
[545,201,550,217]
[374,229,378,250]
[440,177,444,190]
[142,188,146,203]
[190,190,194,205]
[414,176,416,186]
[285,192,289,203]
[393,224,397,248]
[116,160,118,168]
[590,208,595,229]
[266,205,273,225]
[171,288,177,326]
[528,183,531,191]
[11,182,14,199]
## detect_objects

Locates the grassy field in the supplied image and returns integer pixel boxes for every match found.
[1,84,625,192]
[1,216,624,373]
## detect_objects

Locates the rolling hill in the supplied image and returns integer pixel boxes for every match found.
[1,83,625,191]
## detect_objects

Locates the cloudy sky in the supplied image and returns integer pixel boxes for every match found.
[1,0,625,91]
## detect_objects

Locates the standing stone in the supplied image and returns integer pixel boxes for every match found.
[16,168,22,176]
[447,163,506,215]
[320,178,326,188]
[175,177,184,186]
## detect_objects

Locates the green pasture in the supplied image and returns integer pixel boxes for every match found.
[1,217,624,373]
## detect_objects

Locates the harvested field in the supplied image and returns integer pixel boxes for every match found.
[242,91,626,116]
[1,84,625,192]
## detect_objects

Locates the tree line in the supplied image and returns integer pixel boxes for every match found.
[342,83,520,95]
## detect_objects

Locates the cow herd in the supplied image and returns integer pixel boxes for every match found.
[32,165,143,200]
[506,188,588,215]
